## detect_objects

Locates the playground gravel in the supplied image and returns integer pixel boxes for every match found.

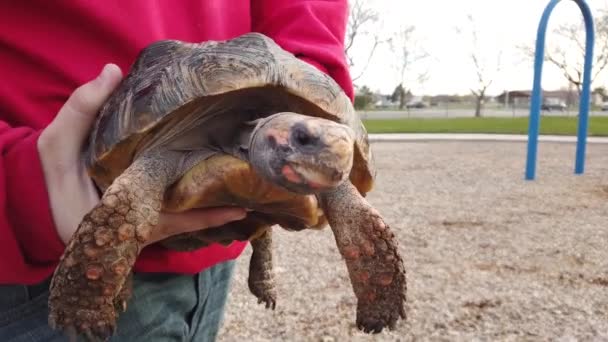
[217,141,608,341]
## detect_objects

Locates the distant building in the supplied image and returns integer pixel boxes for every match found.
[429,94,469,104]
[494,89,580,108]
[373,94,399,109]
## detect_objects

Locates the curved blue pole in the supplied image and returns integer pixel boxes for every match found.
[525,0,595,180]
[575,0,595,174]
[525,0,560,180]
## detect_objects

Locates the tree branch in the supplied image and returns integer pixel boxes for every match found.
[345,0,380,75]
[520,10,608,93]
[352,36,381,81]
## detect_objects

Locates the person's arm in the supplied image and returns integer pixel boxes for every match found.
[251,0,354,101]
[0,123,66,283]
[0,65,127,285]
[1,64,247,285]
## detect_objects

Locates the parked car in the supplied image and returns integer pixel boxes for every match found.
[406,97,428,109]
[601,102,608,111]
[541,99,566,111]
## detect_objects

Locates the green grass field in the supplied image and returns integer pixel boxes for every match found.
[362,116,608,136]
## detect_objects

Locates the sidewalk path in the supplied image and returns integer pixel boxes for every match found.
[369,133,608,144]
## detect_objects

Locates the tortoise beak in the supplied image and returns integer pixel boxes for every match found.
[284,159,346,190]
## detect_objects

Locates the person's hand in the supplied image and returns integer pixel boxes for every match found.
[38,63,246,246]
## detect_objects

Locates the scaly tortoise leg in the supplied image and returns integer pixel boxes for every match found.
[320,181,406,333]
[247,230,277,309]
[48,151,182,341]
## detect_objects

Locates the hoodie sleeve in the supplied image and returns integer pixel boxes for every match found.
[0,121,66,284]
[251,0,354,101]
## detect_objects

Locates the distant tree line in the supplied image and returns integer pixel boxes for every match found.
[346,1,608,116]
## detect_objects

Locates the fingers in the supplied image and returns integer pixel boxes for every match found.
[152,207,247,245]
[37,64,123,245]
[64,64,123,120]
[40,63,123,161]
[159,207,247,232]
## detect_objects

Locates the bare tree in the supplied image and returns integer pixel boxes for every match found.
[519,10,608,97]
[345,0,385,82]
[390,25,429,109]
[457,14,502,117]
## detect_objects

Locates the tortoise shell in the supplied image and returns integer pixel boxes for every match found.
[85,33,374,195]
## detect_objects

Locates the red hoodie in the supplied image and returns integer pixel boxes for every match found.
[0,0,353,285]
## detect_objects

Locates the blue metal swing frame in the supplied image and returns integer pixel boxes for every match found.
[525,0,595,180]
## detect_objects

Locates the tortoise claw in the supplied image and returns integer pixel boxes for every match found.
[49,305,116,342]
[257,295,277,310]
[356,300,402,334]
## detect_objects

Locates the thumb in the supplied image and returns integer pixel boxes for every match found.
[43,63,123,158]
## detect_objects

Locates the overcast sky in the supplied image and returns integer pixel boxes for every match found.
[349,0,608,96]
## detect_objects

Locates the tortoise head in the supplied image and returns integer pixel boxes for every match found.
[248,112,355,194]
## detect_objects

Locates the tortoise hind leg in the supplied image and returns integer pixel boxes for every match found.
[48,151,182,341]
[248,230,277,309]
[320,181,406,333]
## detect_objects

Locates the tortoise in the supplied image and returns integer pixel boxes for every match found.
[48,32,407,340]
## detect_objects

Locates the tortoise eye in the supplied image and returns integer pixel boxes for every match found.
[293,129,312,146]
[291,123,320,151]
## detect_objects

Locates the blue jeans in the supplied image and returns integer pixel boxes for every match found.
[0,260,235,342]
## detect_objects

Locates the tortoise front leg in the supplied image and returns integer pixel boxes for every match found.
[248,230,277,309]
[320,181,406,333]
[48,151,181,341]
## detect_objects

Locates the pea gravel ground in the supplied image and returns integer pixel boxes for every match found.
[217,141,608,341]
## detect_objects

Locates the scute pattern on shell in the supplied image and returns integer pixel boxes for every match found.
[84,33,373,191]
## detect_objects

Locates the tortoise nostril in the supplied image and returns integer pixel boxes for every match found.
[332,170,343,181]
[266,134,277,147]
